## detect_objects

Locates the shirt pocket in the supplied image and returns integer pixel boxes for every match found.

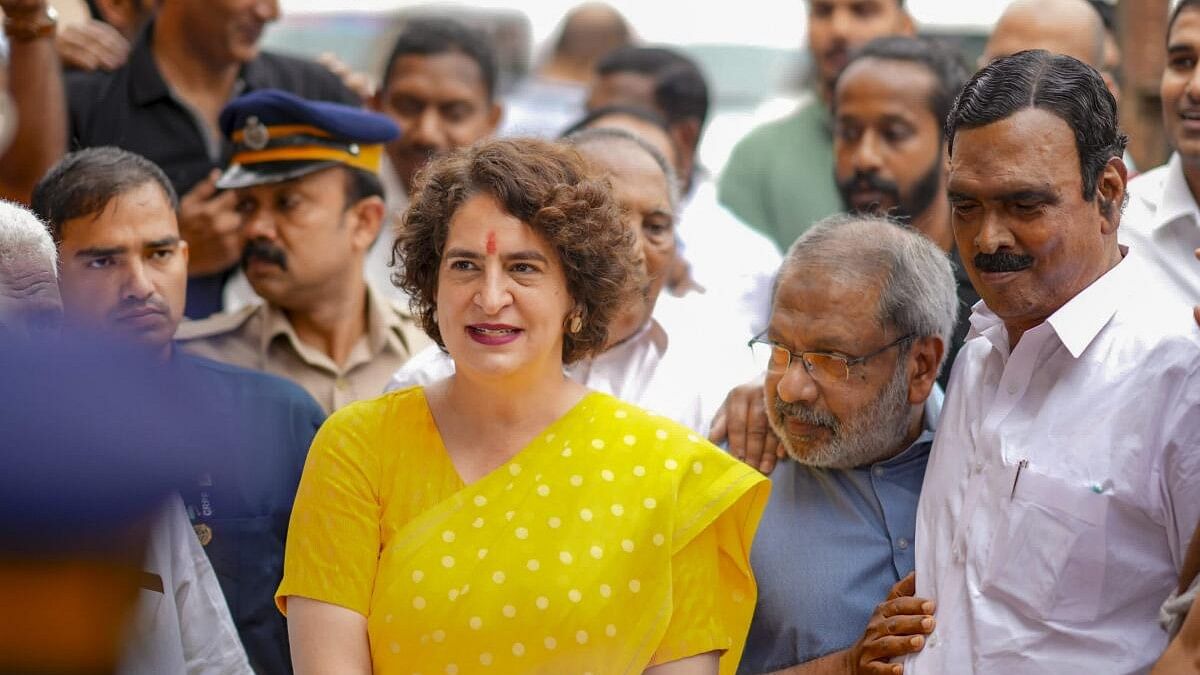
[980,468,1109,623]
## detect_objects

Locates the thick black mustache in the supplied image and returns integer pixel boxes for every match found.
[241,239,288,271]
[974,251,1034,273]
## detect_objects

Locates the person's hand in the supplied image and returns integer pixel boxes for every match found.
[708,374,784,475]
[848,573,936,675]
[318,52,376,106]
[178,170,243,276]
[55,20,130,71]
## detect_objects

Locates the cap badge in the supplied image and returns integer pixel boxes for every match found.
[243,116,270,151]
[194,523,213,546]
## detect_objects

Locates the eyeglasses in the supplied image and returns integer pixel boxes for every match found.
[748,332,915,384]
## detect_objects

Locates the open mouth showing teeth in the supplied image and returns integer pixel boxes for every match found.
[469,326,518,335]
[1181,110,1200,120]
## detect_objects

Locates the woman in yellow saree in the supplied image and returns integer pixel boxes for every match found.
[277,138,769,675]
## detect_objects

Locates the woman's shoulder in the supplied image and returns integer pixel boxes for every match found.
[582,392,743,469]
[322,386,430,435]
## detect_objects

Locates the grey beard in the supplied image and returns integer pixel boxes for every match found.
[769,356,913,469]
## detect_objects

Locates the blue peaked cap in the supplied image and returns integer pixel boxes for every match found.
[219,89,399,142]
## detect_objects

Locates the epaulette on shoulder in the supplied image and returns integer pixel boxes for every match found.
[174,304,260,341]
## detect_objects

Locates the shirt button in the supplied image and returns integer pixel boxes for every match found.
[872,466,885,477]
[897,538,910,550]
[335,377,349,391]
[1006,383,1018,395]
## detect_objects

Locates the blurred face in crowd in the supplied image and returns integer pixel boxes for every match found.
[171,0,280,65]
[586,72,656,117]
[834,58,945,225]
[1163,6,1200,166]
[586,76,698,189]
[981,0,1103,68]
[234,167,380,310]
[947,108,1124,339]
[579,141,676,322]
[56,182,189,355]
[764,264,922,468]
[0,256,62,340]
[94,0,158,40]
[436,194,573,382]
[807,0,913,97]
[376,51,502,195]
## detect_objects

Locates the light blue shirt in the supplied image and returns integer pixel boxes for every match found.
[739,394,941,674]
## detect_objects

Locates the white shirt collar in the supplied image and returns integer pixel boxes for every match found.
[1149,153,1200,233]
[966,250,1135,360]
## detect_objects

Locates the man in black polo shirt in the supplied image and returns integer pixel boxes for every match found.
[65,0,358,319]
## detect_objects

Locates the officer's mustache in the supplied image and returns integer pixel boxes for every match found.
[241,239,288,271]
[974,251,1034,273]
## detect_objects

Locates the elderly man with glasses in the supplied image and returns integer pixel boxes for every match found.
[738,213,957,675]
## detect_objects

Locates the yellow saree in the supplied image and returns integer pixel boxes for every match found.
[278,387,769,674]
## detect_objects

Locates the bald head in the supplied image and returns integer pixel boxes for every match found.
[555,3,632,62]
[568,127,678,210]
[983,0,1105,67]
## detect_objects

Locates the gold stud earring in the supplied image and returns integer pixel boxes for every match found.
[569,315,583,334]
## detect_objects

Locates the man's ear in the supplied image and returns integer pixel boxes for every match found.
[348,196,385,251]
[906,335,944,406]
[1096,155,1128,235]
[486,102,504,135]
[899,11,917,36]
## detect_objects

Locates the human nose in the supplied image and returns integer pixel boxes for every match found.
[829,8,852,42]
[974,210,1016,255]
[255,0,280,22]
[776,355,820,405]
[241,207,275,241]
[1186,63,1200,104]
[474,266,513,315]
[410,108,447,149]
[852,130,884,173]
[122,258,155,302]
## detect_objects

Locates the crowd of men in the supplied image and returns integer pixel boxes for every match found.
[0,0,1197,673]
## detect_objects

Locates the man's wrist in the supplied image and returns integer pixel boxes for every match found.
[3,4,57,41]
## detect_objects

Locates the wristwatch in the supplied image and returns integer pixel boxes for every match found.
[3,5,58,42]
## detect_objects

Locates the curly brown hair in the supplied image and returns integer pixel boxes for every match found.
[393,138,642,364]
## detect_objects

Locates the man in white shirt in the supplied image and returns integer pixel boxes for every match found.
[389,127,755,434]
[1121,0,1200,304]
[908,50,1200,675]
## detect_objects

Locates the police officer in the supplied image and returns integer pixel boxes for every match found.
[177,90,429,413]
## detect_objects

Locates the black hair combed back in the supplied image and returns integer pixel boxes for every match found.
[946,49,1127,200]
[30,147,178,241]
[382,17,499,102]
[844,36,969,136]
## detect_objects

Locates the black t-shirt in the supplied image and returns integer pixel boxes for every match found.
[66,21,359,319]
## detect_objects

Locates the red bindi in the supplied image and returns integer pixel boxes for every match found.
[486,231,497,255]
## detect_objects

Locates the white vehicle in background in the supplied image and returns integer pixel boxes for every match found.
[266,1,1007,175]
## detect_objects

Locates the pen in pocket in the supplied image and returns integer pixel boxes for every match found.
[1009,459,1029,500]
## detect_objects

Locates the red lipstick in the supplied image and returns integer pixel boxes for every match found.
[467,323,521,345]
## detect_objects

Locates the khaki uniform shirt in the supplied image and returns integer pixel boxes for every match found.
[175,285,430,413]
